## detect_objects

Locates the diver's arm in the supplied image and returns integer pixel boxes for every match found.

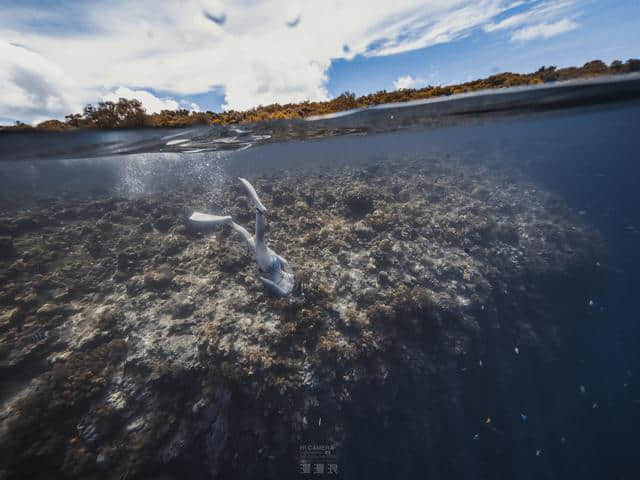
[259,276,290,296]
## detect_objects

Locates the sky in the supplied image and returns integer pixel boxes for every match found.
[0,0,638,125]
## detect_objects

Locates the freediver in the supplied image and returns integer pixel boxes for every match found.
[189,177,295,297]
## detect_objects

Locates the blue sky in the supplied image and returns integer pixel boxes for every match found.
[327,1,640,97]
[0,0,638,124]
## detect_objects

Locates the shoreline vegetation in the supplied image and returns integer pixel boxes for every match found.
[3,58,639,132]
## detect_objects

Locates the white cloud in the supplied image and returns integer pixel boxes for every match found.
[363,0,516,57]
[393,75,429,90]
[511,18,578,41]
[0,0,582,123]
[484,0,569,32]
[0,41,88,122]
[483,0,579,42]
[101,87,179,113]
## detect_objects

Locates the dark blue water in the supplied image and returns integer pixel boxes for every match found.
[1,84,639,479]
[390,102,640,480]
[240,101,640,480]
[488,103,640,480]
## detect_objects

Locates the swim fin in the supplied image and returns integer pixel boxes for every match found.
[238,177,267,214]
[189,212,233,224]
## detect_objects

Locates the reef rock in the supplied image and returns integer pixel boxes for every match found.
[0,156,604,479]
[0,236,15,259]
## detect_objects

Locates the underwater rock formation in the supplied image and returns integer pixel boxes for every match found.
[0,156,604,479]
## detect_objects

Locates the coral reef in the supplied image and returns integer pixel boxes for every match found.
[0,156,604,479]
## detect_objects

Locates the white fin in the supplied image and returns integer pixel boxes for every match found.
[189,212,232,224]
[238,177,267,214]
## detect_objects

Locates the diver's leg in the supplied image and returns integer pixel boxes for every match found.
[190,211,255,250]
[230,222,255,250]
[238,177,267,247]
[255,209,266,244]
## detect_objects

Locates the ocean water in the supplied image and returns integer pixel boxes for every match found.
[0,78,639,479]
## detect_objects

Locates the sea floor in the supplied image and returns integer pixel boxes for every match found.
[0,154,604,479]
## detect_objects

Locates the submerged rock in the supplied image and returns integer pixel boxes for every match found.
[36,302,63,318]
[143,267,174,290]
[343,185,374,218]
[0,236,15,259]
[0,157,605,480]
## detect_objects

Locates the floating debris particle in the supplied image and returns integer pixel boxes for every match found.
[514,347,519,355]
[478,360,483,367]
[592,402,598,409]
[520,413,528,422]
[579,385,586,394]
[588,299,594,307]
[485,417,492,424]
[473,434,480,440]
[560,437,567,444]
[536,449,542,457]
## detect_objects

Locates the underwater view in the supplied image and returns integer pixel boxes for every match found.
[1,76,640,479]
[2,0,640,477]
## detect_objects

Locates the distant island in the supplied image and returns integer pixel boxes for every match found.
[3,58,639,132]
